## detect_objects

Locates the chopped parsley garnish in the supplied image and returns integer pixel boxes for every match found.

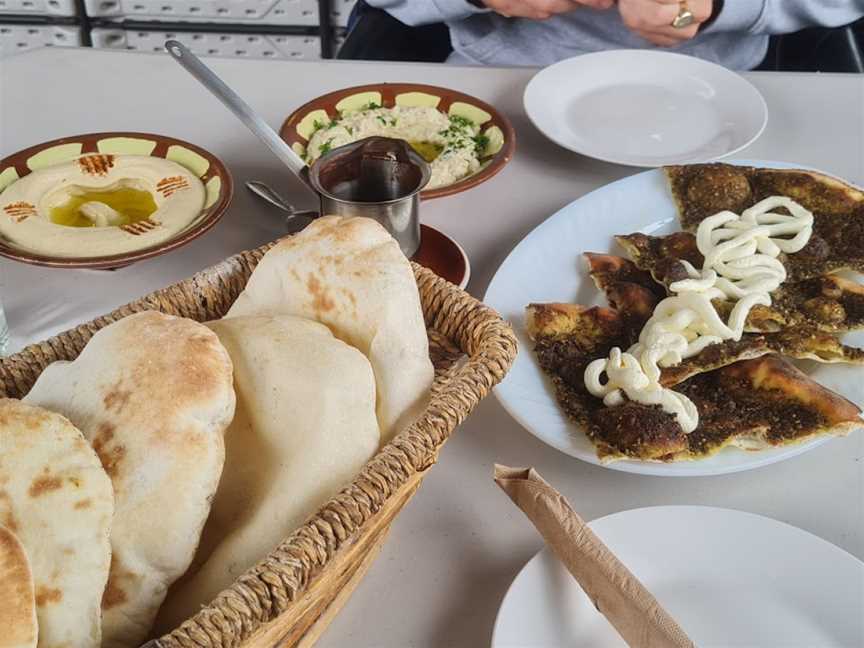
[363,101,382,110]
[449,114,474,128]
[319,140,333,154]
[377,115,388,125]
[311,118,339,136]
[474,134,490,156]
[437,114,481,155]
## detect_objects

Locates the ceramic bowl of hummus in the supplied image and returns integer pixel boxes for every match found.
[0,131,233,269]
[280,83,516,199]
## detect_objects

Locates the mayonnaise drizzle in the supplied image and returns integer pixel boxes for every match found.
[584,196,814,433]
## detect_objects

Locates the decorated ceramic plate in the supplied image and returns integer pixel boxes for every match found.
[279,83,516,199]
[0,131,233,269]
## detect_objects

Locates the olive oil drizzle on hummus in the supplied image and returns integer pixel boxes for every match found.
[50,187,158,228]
[407,140,444,163]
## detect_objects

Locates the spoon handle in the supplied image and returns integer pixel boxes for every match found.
[165,40,307,178]
[245,181,320,222]
[245,180,296,212]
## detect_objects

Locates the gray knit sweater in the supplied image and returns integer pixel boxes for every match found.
[366,0,864,70]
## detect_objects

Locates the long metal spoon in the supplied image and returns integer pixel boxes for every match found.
[165,40,308,181]
[245,180,319,220]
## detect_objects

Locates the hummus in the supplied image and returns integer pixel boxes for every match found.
[0,154,205,258]
[306,105,485,190]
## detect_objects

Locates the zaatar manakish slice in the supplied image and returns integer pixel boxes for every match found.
[663,162,864,280]
[610,235,864,334]
[525,295,863,390]
[525,303,864,462]
[585,251,864,365]
[584,253,864,376]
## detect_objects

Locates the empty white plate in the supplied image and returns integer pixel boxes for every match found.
[523,50,768,167]
[492,506,864,647]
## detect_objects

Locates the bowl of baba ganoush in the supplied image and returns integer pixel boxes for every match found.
[280,83,516,199]
[0,131,233,269]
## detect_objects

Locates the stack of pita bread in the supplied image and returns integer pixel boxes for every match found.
[1,216,433,645]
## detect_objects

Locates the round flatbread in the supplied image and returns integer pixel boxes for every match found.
[0,399,113,648]
[226,216,433,442]
[154,315,380,632]
[24,311,236,647]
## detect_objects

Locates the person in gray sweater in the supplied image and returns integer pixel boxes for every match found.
[365,0,864,70]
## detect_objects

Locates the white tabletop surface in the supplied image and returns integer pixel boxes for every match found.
[1,48,862,647]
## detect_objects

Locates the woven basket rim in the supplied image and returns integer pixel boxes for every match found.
[0,242,517,646]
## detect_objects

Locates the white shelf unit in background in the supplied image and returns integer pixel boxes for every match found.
[84,0,320,26]
[0,22,82,56]
[1,1,343,61]
[91,25,322,58]
[0,0,77,17]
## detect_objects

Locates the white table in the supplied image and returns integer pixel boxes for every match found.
[1,48,862,647]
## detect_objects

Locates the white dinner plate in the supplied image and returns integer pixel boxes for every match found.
[523,51,768,167]
[483,161,864,477]
[492,506,864,648]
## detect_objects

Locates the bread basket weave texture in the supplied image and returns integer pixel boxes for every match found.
[0,242,517,647]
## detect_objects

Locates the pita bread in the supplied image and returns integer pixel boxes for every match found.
[154,315,380,632]
[226,216,433,442]
[0,399,113,648]
[0,525,37,648]
[24,312,235,648]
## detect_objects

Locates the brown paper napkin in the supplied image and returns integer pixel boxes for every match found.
[494,465,695,648]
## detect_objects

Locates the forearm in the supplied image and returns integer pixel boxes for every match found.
[707,0,864,36]
[365,0,489,26]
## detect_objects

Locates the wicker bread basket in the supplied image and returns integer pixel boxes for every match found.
[0,242,517,646]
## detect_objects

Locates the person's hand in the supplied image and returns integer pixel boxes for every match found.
[480,0,614,21]
[618,0,713,46]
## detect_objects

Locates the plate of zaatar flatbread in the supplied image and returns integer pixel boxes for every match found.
[485,161,864,476]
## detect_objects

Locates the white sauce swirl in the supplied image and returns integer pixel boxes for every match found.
[584,196,814,433]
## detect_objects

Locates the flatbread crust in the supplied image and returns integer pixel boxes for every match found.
[526,304,864,462]
[0,525,37,648]
[614,234,864,333]
[584,253,666,326]
[664,163,864,280]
